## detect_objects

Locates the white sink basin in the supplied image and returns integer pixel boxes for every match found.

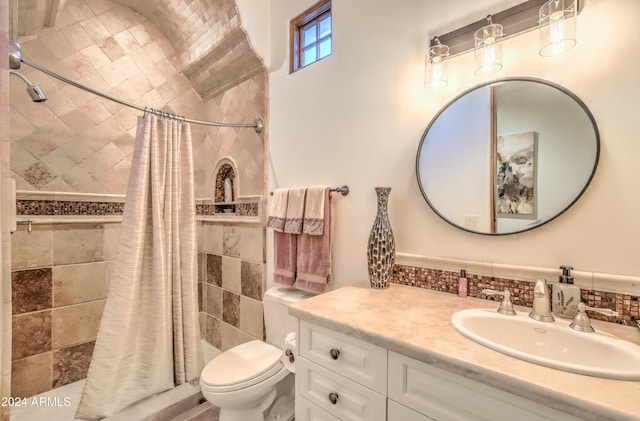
[451,308,640,380]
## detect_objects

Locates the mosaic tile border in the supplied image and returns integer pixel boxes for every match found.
[17,200,125,216]
[392,264,640,327]
[18,200,259,217]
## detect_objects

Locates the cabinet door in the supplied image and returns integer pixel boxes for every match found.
[388,351,583,421]
[296,395,341,421]
[296,357,386,421]
[388,399,434,421]
[299,319,387,394]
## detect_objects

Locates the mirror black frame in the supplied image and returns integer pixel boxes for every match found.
[416,77,600,236]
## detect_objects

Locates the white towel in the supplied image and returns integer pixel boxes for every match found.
[302,185,329,235]
[284,187,306,234]
[267,189,288,232]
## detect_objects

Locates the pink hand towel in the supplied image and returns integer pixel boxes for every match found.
[284,187,306,234]
[302,185,329,235]
[295,187,332,293]
[269,188,296,286]
[273,231,297,286]
[267,189,288,232]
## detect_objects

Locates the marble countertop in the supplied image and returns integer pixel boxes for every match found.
[288,283,640,421]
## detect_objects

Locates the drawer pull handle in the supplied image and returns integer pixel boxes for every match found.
[328,392,339,405]
[329,348,340,360]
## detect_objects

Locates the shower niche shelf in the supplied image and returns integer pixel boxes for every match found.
[213,202,236,214]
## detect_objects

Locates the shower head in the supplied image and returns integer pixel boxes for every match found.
[9,40,21,70]
[9,70,47,102]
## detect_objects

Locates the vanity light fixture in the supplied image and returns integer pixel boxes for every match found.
[473,15,504,75]
[426,0,582,82]
[539,0,577,56]
[425,36,450,89]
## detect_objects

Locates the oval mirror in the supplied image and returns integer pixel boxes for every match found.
[416,78,599,235]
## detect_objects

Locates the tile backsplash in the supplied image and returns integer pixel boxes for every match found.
[392,253,640,327]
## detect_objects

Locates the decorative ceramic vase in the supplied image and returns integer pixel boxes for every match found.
[367,187,395,289]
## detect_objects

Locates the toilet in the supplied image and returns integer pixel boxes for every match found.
[200,287,313,421]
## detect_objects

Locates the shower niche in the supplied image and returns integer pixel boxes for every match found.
[214,159,238,214]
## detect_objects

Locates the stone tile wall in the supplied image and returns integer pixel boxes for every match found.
[10,0,266,199]
[198,221,265,351]
[10,222,117,397]
[11,216,266,398]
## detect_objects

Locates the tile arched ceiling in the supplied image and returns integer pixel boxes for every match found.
[11,0,264,100]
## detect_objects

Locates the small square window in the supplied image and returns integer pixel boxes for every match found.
[290,0,332,73]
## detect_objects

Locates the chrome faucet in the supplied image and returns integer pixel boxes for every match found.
[529,278,555,322]
[570,302,619,333]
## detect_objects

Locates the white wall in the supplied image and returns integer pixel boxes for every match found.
[267,0,640,290]
[236,0,270,67]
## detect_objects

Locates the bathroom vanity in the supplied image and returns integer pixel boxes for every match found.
[289,284,640,421]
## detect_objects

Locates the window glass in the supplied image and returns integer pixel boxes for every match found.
[290,1,332,72]
[302,24,317,47]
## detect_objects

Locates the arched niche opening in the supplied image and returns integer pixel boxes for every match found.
[214,158,238,214]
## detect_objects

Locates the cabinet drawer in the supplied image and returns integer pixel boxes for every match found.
[296,357,386,421]
[296,395,341,421]
[299,320,387,393]
[388,351,582,421]
[388,399,434,421]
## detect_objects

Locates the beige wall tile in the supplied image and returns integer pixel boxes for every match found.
[221,256,240,294]
[103,222,120,261]
[12,353,52,398]
[202,224,223,254]
[104,260,114,293]
[205,284,222,318]
[53,262,107,307]
[199,312,206,340]
[11,224,54,270]
[205,315,221,349]
[52,300,105,349]
[53,224,104,265]
[239,226,264,263]
[223,226,240,257]
[240,296,264,340]
[220,322,253,352]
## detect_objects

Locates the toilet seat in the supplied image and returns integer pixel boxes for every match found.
[200,340,284,393]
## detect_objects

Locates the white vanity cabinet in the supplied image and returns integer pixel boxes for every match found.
[295,320,387,421]
[295,320,584,421]
[388,351,583,421]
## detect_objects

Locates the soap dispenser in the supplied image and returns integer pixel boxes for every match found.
[551,265,580,318]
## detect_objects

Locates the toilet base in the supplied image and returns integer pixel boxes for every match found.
[219,388,276,421]
[265,375,295,421]
[213,373,295,421]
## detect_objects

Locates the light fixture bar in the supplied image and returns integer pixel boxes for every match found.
[431,0,582,56]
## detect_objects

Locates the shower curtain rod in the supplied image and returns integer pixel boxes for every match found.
[20,57,264,133]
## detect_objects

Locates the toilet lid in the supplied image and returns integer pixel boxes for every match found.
[201,340,283,391]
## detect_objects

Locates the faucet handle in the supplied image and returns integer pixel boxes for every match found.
[569,302,619,333]
[482,289,516,316]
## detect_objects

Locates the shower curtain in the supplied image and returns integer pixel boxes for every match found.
[76,114,203,420]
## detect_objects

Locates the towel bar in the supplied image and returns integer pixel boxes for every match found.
[270,185,349,196]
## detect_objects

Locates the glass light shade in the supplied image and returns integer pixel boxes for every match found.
[539,0,577,56]
[425,41,449,89]
[474,21,503,75]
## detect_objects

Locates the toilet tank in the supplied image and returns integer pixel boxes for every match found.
[263,287,314,346]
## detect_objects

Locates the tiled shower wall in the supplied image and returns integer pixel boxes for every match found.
[9,0,266,198]
[198,221,265,351]
[10,222,116,398]
[8,0,268,400]
[10,214,266,398]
